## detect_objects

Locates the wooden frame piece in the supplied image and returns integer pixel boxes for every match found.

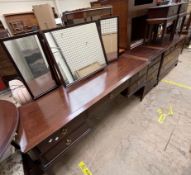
[98,16,119,62]
[42,21,108,87]
[0,32,59,99]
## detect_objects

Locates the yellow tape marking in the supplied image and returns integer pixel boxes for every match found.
[157,108,167,124]
[162,80,191,90]
[78,161,93,175]
[168,104,173,117]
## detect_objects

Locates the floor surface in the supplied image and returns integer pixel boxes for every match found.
[51,49,191,175]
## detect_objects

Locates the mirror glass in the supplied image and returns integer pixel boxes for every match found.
[100,17,118,62]
[44,22,107,86]
[3,35,57,98]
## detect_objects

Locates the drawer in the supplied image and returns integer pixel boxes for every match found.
[160,59,177,77]
[41,123,90,166]
[37,113,87,153]
[164,46,175,56]
[163,49,180,66]
[128,75,146,96]
[148,61,160,75]
[149,55,162,67]
[109,80,129,99]
[179,3,188,13]
[168,6,179,17]
[130,67,147,84]
[144,79,158,94]
[147,69,158,81]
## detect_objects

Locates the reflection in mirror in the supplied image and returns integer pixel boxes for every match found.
[3,35,57,98]
[100,17,119,62]
[44,22,107,86]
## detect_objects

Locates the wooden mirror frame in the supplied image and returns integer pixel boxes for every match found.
[98,16,119,62]
[0,32,60,99]
[42,21,108,87]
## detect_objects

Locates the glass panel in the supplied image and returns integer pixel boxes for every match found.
[4,35,57,97]
[45,23,107,86]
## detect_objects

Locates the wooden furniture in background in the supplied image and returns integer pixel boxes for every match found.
[145,2,188,42]
[97,0,156,49]
[0,20,5,31]
[62,6,112,26]
[4,12,39,35]
[33,4,57,30]
[0,100,18,158]
[0,29,17,89]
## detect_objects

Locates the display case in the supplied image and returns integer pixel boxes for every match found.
[1,33,59,99]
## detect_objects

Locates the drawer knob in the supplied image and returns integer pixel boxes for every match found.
[65,139,72,146]
[62,128,68,135]
[55,136,59,141]
[48,138,53,143]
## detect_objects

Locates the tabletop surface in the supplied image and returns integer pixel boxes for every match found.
[0,100,18,158]
[17,55,149,153]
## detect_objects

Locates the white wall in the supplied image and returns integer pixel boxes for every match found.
[0,0,96,29]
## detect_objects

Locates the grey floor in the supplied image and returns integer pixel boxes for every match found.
[52,49,191,175]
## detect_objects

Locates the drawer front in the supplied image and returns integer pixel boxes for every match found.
[148,61,160,75]
[180,4,188,13]
[109,80,129,99]
[168,6,179,17]
[128,75,147,96]
[130,67,147,84]
[159,63,177,80]
[149,55,162,67]
[41,123,90,166]
[162,49,180,66]
[147,69,158,81]
[37,113,87,153]
[160,59,177,78]
[164,46,175,56]
[144,79,158,95]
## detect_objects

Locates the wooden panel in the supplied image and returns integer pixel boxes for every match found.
[0,44,17,79]
[33,4,57,30]
[99,0,129,49]
[4,12,39,35]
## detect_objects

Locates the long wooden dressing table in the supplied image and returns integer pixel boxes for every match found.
[14,33,187,174]
[16,55,149,174]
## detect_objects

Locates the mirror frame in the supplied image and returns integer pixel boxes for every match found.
[98,16,120,62]
[42,21,108,87]
[0,32,60,99]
